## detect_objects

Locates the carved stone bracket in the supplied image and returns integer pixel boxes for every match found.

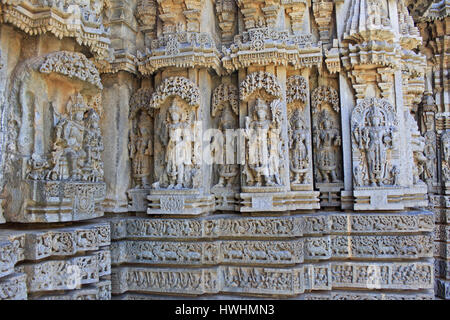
[0,0,111,59]
[222,28,322,73]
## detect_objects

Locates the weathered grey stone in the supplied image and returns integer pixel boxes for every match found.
[0,0,443,300]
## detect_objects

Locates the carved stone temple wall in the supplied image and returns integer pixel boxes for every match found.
[0,0,446,300]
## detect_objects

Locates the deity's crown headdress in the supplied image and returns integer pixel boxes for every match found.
[254,98,268,113]
[168,98,182,115]
[367,106,383,122]
[67,93,88,115]
[86,108,100,122]
[220,107,236,127]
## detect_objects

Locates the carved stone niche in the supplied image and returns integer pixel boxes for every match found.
[311,86,343,207]
[239,72,319,212]
[351,98,403,211]
[147,77,214,215]
[286,76,313,191]
[127,88,154,212]
[4,51,106,223]
[211,83,240,211]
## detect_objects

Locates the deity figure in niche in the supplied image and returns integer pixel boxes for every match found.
[412,134,427,185]
[214,106,238,188]
[422,131,436,182]
[130,112,153,188]
[367,0,390,27]
[441,131,450,182]
[357,106,394,187]
[164,98,192,189]
[315,110,341,183]
[83,109,104,182]
[289,110,309,184]
[244,98,282,187]
[48,93,88,181]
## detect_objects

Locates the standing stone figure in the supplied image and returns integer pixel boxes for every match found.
[315,111,341,183]
[441,131,450,182]
[244,98,281,187]
[214,107,238,188]
[289,111,309,185]
[83,109,104,182]
[357,106,394,187]
[130,112,152,188]
[423,132,436,182]
[164,100,191,189]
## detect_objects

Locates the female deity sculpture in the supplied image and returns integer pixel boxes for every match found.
[289,112,309,185]
[130,112,152,188]
[315,110,341,183]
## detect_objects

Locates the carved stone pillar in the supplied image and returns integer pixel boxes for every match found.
[101,72,136,213]
[340,0,428,211]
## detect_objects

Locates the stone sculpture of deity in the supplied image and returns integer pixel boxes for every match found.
[163,99,192,189]
[48,93,88,181]
[83,109,104,182]
[315,110,341,183]
[422,132,436,182]
[357,106,394,187]
[244,98,281,187]
[214,107,238,188]
[130,112,153,188]
[441,131,450,182]
[289,111,309,185]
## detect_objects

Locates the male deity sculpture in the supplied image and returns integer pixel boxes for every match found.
[315,110,341,183]
[289,111,309,185]
[244,98,282,187]
[355,106,394,187]
[130,112,153,188]
[48,93,88,181]
[163,99,192,189]
[214,107,238,188]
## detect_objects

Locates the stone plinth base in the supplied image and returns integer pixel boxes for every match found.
[127,188,151,212]
[317,183,344,207]
[109,210,434,298]
[403,184,429,208]
[147,190,215,215]
[9,180,106,223]
[353,185,428,211]
[354,187,404,211]
[436,279,450,299]
[239,191,320,212]
[211,186,239,211]
[445,182,450,195]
